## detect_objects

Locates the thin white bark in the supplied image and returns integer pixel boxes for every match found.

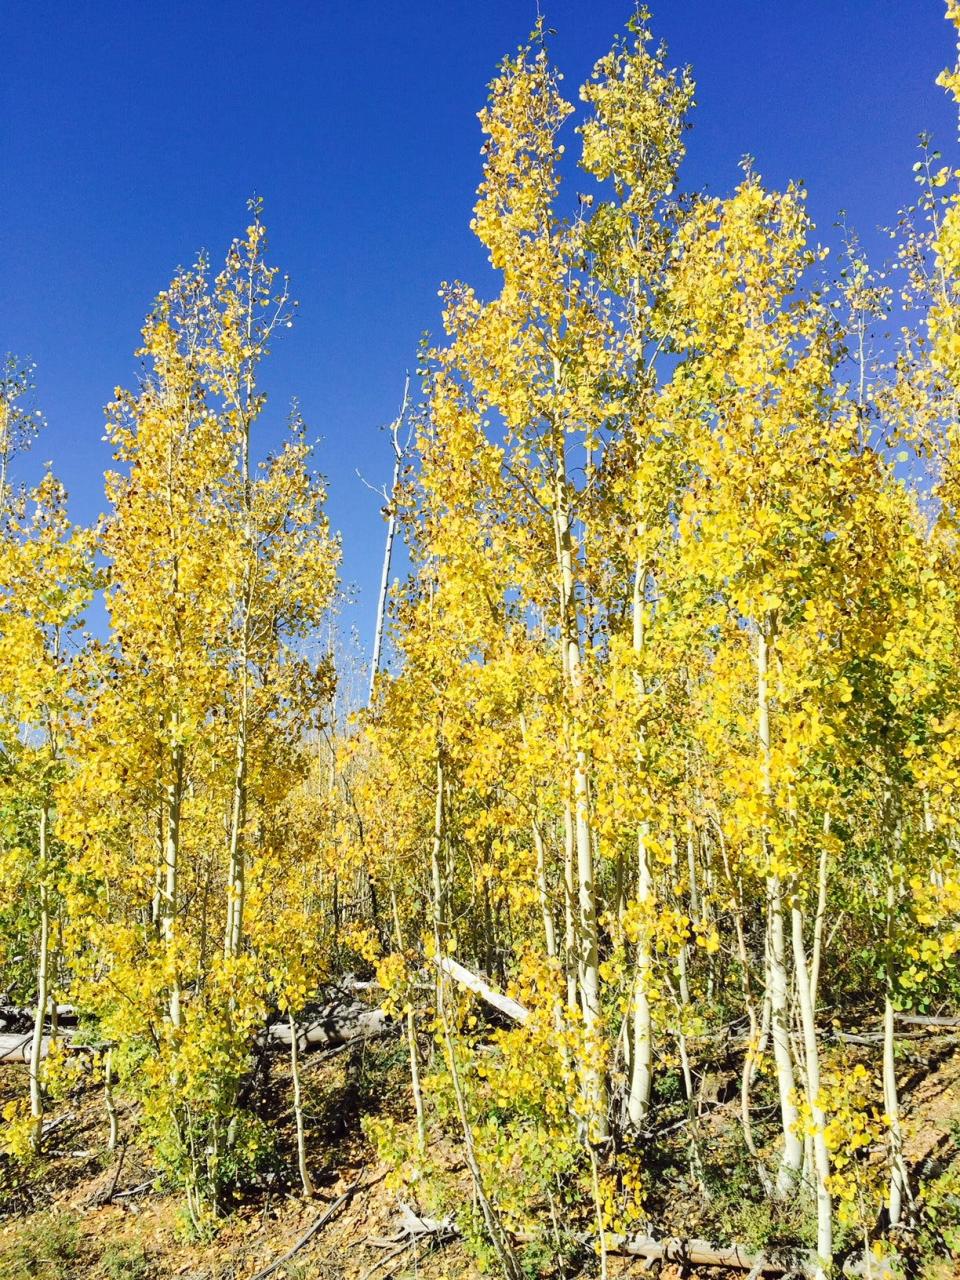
[758,622,802,1194]
[289,1011,315,1197]
[369,376,409,700]
[163,740,184,1029]
[29,805,51,1151]
[392,886,426,1156]
[883,862,909,1227]
[552,405,607,1137]
[809,811,831,1013]
[627,551,654,1130]
[791,903,833,1275]
[433,955,530,1025]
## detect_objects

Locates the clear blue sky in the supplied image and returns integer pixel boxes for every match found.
[2,1,955,657]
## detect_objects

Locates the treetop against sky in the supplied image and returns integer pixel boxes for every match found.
[1,1,953,649]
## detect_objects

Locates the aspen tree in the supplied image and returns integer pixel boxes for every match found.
[577,15,694,1131]
[0,474,94,1149]
[61,220,336,1219]
[663,181,858,1251]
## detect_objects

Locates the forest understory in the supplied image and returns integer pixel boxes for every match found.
[3,996,960,1280]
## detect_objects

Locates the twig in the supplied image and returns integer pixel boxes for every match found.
[248,1172,373,1280]
[359,1240,416,1280]
[112,1178,158,1200]
[41,1111,75,1136]
[103,1141,128,1204]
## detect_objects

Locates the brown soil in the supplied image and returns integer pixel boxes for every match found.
[2,1033,959,1279]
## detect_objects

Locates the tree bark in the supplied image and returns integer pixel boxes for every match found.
[29,805,51,1151]
[791,903,832,1275]
[553,414,607,1138]
[164,739,184,1029]
[433,955,530,1025]
[289,1011,315,1197]
[758,621,802,1194]
[627,550,654,1131]
[369,376,409,700]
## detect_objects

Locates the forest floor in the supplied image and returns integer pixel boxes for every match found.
[1,1025,960,1280]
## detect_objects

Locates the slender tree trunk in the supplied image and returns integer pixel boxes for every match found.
[809,812,831,1012]
[553,419,607,1138]
[724,842,772,1195]
[224,665,248,960]
[627,828,654,1131]
[562,810,578,1011]
[289,1012,315,1197]
[627,551,653,1130]
[519,713,558,962]
[391,887,426,1156]
[430,752,446,950]
[369,378,408,700]
[152,812,164,932]
[434,894,522,1280]
[29,805,51,1151]
[164,739,184,1029]
[757,621,802,1194]
[791,903,833,1275]
[225,313,258,962]
[687,820,701,915]
[883,856,909,1227]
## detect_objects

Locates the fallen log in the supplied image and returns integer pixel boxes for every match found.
[0,1032,53,1063]
[0,998,389,1064]
[0,1004,77,1032]
[380,1206,813,1276]
[0,1028,100,1062]
[261,1000,389,1052]
[896,1013,960,1029]
[432,956,530,1025]
[545,1233,807,1275]
[429,967,960,1052]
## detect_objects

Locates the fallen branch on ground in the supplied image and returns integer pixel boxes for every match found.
[0,1032,49,1063]
[896,1013,960,1029]
[112,1178,158,1199]
[380,1205,813,1276]
[515,1232,808,1275]
[248,1171,379,1280]
[360,1205,458,1280]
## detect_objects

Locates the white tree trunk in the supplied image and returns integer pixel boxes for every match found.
[289,1012,315,1197]
[627,552,654,1130]
[791,904,832,1275]
[163,743,184,1030]
[883,872,909,1226]
[552,422,607,1138]
[757,623,802,1194]
[29,806,51,1151]
[369,376,409,700]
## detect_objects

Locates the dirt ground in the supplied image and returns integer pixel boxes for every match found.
[2,1028,959,1279]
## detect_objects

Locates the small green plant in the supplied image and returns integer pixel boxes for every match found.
[0,1210,82,1279]
[918,1160,960,1263]
[98,1242,150,1280]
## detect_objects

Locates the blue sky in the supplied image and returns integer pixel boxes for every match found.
[1,1,955,659]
